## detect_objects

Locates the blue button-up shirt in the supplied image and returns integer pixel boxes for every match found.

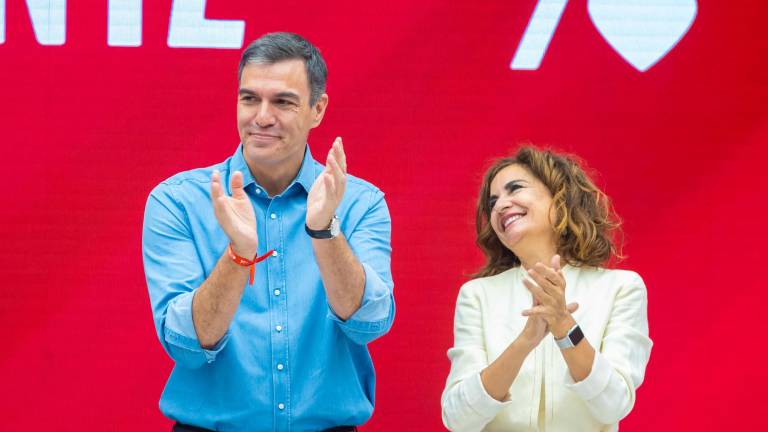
[142,144,395,431]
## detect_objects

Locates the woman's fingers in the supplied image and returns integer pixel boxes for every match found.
[550,254,561,272]
[527,268,562,300]
[533,263,565,289]
[521,305,548,317]
[523,277,553,304]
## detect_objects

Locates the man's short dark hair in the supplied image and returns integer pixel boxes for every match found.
[238,32,328,106]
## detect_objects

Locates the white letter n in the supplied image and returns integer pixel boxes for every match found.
[1,0,67,46]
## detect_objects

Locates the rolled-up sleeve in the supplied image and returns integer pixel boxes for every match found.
[142,184,229,369]
[442,282,509,431]
[564,273,653,424]
[328,188,395,345]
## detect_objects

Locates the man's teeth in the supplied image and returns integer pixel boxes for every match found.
[504,214,523,228]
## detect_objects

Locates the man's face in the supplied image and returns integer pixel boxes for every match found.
[237,59,328,169]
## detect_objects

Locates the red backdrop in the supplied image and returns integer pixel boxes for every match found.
[1,1,767,430]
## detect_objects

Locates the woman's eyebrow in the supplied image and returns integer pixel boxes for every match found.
[504,180,527,192]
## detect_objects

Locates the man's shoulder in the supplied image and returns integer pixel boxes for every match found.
[150,159,230,199]
[158,162,225,188]
[346,173,383,195]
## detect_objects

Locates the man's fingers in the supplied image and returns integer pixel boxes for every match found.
[335,137,347,173]
[566,302,579,313]
[211,170,223,199]
[213,195,235,229]
[327,153,346,186]
[211,171,228,217]
[323,172,336,196]
[230,171,246,199]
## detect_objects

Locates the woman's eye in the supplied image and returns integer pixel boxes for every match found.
[488,198,498,210]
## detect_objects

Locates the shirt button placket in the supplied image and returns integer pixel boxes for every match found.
[266,203,288,430]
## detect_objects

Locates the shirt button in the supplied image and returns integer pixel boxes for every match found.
[270,213,277,219]
[275,325,283,332]
[274,289,281,296]
[272,250,279,257]
[277,363,284,371]
[278,403,285,410]
[256,189,262,194]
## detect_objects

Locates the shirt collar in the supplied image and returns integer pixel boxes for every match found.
[230,143,318,195]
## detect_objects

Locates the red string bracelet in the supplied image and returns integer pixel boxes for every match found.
[227,244,275,285]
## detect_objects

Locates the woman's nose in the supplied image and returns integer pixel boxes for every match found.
[494,197,511,214]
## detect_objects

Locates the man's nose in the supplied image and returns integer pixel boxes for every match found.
[254,102,277,128]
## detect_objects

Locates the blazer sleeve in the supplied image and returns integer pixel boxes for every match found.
[563,271,653,424]
[441,281,512,431]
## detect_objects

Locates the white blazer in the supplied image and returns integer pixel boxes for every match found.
[441,265,652,432]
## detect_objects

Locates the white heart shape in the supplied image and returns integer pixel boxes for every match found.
[588,0,697,71]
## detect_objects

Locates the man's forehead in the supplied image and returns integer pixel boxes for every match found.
[239,60,309,94]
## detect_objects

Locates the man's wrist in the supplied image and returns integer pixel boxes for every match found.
[306,214,333,231]
[230,242,257,259]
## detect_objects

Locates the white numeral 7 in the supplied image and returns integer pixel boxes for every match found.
[510,0,569,70]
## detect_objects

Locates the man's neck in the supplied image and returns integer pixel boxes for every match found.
[247,155,304,197]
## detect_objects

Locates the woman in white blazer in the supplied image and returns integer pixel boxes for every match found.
[441,147,652,432]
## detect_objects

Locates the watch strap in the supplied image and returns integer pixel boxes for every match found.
[305,215,339,239]
[555,324,584,350]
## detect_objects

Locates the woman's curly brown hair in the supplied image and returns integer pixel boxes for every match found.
[473,146,624,278]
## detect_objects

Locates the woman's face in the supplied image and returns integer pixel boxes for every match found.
[488,164,557,256]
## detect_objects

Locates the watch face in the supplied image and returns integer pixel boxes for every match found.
[330,216,341,236]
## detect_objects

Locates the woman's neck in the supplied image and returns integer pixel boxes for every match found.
[515,245,557,271]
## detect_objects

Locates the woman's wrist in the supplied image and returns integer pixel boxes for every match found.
[551,314,577,339]
[514,334,540,353]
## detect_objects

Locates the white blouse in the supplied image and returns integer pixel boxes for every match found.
[441,265,652,432]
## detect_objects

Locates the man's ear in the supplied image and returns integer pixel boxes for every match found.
[310,93,329,129]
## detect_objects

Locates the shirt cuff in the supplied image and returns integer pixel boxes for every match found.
[563,350,613,400]
[327,262,393,326]
[164,290,229,363]
[462,372,512,418]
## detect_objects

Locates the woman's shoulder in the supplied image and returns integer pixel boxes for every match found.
[458,267,522,296]
[573,266,646,291]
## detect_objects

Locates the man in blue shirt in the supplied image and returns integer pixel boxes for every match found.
[142,32,395,432]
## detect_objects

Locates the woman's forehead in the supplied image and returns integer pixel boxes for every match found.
[491,164,533,188]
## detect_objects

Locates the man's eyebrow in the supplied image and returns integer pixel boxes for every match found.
[274,91,300,101]
[238,88,257,96]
